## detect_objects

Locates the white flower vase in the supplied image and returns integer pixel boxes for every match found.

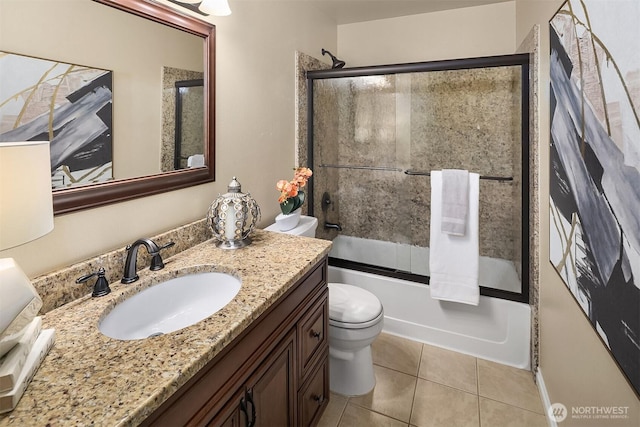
[275,208,301,231]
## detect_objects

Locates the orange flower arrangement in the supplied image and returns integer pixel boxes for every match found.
[276,167,313,214]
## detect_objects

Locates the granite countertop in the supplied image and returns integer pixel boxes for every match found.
[0,230,332,426]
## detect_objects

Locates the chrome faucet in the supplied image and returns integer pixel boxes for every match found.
[324,221,343,231]
[121,238,175,284]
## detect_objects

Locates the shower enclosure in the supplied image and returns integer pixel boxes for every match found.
[306,54,530,303]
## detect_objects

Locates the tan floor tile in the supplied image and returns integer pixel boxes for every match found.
[320,334,547,427]
[418,344,477,394]
[410,379,480,427]
[373,333,423,376]
[317,393,349,427]
[479,397,548,427]
[349,365,417,423]
[477,359,544,414]
[338,404,409,427]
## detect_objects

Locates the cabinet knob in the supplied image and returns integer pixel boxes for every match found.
[312,394,325,405]
[310,329,321,340]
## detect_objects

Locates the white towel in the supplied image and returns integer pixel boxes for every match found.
[429,171,480,305]
[441,169,469,236]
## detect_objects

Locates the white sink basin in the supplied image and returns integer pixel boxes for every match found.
[99,272,241,340]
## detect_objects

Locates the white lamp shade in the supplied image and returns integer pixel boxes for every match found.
[0,141,54,250]
[200,0,232,16]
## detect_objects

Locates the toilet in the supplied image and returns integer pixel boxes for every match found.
[265,216,384,396]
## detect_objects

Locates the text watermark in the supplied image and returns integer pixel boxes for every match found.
[549,403,630,423]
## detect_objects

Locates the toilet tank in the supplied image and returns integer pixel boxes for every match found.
[265,216,318,237]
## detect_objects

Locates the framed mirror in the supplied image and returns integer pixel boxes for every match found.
[51,0,215,214]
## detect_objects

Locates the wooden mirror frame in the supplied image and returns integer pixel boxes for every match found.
[53,0,215,215]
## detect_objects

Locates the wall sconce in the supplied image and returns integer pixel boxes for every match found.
[167,0,232,16]
[207,177,260,249]
[0,141,53,358]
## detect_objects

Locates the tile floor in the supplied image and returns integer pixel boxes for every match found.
[317,333,547,427]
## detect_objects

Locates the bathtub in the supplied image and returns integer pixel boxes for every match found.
[329,235,522,293]
[327,236,531,369]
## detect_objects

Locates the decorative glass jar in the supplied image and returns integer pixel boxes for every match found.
[207,177,261,249]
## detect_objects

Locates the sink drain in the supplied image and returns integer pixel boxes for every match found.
[148,332,164,338]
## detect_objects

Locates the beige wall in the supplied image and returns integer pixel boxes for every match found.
[516,0,640,425]
[337,1,516,66]
[0,0,337,277]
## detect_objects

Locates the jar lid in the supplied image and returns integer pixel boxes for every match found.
[227,177,242,193]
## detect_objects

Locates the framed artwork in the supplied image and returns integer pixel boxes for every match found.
[549,0,640,395]
[0,51,113,189]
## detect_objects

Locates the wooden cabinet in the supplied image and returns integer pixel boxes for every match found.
[298,295,327,380]
[250,338,294,426]
[142,257,329,427]
[296,290,330,427]
[298,355,329,427]
[213,332,295,427]
[215,401,241,427]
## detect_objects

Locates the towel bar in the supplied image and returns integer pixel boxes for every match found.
[404,170,513,181]
[318,164,513,181]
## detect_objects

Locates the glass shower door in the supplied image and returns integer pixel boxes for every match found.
[312,73,414,273]
[307,55,529,300]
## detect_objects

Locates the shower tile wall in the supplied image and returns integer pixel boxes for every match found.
[312,79,344,227]
[295,52,331,219]
[312,66,523,263]
[337,75,404,243]
[518,24,541,374]
[295,52,330,176]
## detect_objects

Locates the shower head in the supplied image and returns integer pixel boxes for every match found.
[321,49,346,69]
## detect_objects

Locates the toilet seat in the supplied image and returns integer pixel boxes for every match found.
[329,310,384,329]
[328,283,383,329]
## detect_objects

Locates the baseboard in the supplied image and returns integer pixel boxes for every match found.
[536,367,557,427]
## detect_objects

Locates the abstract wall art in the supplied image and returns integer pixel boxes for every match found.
[549,0,640,395]
[0,51,113,189]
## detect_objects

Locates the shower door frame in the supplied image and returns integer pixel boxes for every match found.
[306,53,530,304]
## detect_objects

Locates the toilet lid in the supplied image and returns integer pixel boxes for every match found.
[328,283,383,325]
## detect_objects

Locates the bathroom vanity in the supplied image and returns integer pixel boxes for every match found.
[0,230,332,426]
[142,251,329,426]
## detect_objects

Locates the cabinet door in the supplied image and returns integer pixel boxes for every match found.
[207,388,245,427]
[249,332,296,427]
[208,333,295,427]
[216,409,240,427]
[298,290,328,380]
[299,354,329,427]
